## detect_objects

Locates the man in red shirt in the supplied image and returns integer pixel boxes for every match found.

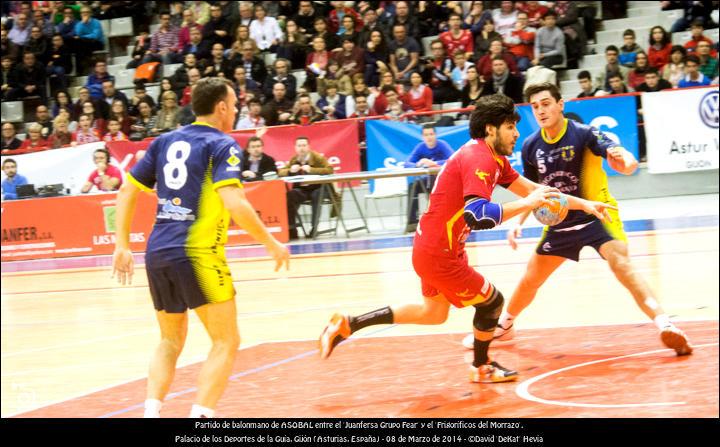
[683,20,718,57]
[319,94,615,382]
[439,13,474,59]
[81,148,123,193]
[504,11,536,72]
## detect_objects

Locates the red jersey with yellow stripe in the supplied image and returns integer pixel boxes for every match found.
[414,138,519,257]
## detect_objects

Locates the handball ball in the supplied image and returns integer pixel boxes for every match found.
[533,195,569,226]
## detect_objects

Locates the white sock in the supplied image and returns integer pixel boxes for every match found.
[189,404,215,418]
[143,399,162,418]
[654,314,672,331]
[499,311,515,328]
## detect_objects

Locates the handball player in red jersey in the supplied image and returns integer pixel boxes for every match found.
[319,94,616,382]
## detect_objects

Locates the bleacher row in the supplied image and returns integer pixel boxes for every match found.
[2,2,718,133]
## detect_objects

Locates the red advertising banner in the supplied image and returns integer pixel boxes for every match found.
[1,180,287,261]
[230,120,361,173]
[106,120,360,173]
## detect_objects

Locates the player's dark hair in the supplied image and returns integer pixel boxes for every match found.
[192,77,234,116]
[605,45,619,54]
[469,94,520,139]
[524,82,562,102]
[246,136,263,147]
[543,9,557,19]
[577,70,591,81]
[296,136,309,143]
[608,71,624,81]
[622,29,635,38]
[2,158,16,167]
[645,66,659,76]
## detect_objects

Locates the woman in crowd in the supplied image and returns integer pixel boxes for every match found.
[277,19,307,70]
[48,115,73,149]
[647,26,672,69]
[129,100,157,141]
[363,29,389,87]
[19,123,50,152]
[662,45,686,87]
[153,91,180,135]
[109,99,133,136]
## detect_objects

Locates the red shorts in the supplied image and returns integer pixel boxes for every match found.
[412,246,495,308]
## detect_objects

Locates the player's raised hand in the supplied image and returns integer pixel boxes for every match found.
[112,248,134,285]
[507,224,523,250]
[583,200,618,223]
[267,239,290,271]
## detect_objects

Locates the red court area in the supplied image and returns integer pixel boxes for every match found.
[17,321,718,418]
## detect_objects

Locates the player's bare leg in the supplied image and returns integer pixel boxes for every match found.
[463,253,565,349]
[192,299,241,417]
[144,310,188,417]
[319,296,449,359]
[391,295,450,324]
[599,240,692,355]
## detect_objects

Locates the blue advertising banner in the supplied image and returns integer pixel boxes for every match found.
[366,95,639,177]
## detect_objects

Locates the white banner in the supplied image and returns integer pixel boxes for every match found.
[1,142,124,195]
[643,86,719,174]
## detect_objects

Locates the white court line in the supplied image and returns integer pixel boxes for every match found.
[515,342,719,409]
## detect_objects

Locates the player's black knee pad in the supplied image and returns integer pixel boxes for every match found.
[473,288,504,332]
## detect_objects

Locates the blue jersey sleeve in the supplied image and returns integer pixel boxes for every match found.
[211,137,244,190]
[128,138,160,192]
[584,125,617,158]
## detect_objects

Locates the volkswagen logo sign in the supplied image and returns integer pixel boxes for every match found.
[699,90,719,129]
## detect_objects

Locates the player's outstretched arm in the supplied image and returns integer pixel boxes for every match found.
[564,195,617,223]
[112,181,141,285]
[217,185,290,272]
[606,146,638,175]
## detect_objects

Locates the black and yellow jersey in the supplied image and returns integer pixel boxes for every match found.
[522,118,618,230]
[128,122,244,257]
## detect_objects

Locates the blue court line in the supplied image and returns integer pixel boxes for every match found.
[2,215,717,274]
[285,215,720,256]
[97,324,398,418]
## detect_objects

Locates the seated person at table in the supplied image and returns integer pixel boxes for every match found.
[81,148,123,193]
[278,136,334,239]
[2,158,29,200]
[241,134,278,182]
[403,123,454,232]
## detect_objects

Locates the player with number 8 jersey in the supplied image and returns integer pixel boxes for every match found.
[113,77,288,418]
[128,122,246,308]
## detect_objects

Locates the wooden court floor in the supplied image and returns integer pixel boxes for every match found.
[2,225,718,417]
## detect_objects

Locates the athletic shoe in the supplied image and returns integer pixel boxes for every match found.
[469,361,519,383]
[493,322,515,341]
[319,313,351,359]
[660,326,693,356]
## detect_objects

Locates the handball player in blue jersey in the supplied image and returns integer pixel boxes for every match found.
[463,82,692,356]
[112,77,289,418]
